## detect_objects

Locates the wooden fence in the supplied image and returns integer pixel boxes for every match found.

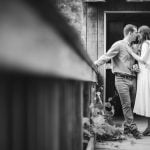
[0,0,97,150]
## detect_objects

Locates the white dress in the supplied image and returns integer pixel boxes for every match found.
[133,41,150,117]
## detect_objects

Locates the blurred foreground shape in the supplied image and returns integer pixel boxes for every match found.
[0,0,97,150]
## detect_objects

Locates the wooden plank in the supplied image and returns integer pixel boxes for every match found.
[127,0,150,2]
[59,81,70,150]
[83,0,105,2]
[72,82,83,150]
[56,80,83,150]
[27,79,61,150]
[36,84,45,150]
[0,0,97,82]
[59,81,80,150]
[83,83,91,117]
[98,9,104,59]
[87,4,98,62]
[44,82,60,150]
[27,81,37,150]
[12,79,27,150]
[82,2,87,51]
[97,8,105,78]
[0,79,10,150]
[0,72,86,150]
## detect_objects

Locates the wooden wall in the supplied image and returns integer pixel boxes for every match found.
[0,72,84,150]
[0,1,98,150]
[85,0,150,77]
[86,3,98,62]
[85,2,105,78]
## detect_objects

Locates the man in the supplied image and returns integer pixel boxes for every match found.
[94,24,142,139]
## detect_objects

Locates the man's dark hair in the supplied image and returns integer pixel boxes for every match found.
[123,24,137,37]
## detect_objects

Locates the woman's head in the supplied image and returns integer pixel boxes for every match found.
[138,25,150,42]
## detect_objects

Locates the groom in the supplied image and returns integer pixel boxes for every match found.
[95,24,142,139]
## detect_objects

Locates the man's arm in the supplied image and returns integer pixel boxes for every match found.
[94,42,120,66]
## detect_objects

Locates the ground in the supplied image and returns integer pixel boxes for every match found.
[95,116,150,150]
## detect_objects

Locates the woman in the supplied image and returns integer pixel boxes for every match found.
[127,25,150,136]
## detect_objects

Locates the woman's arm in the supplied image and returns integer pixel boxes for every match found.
[126,45,146,64]
[141,42,150,61]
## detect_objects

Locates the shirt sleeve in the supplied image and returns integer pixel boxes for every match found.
[141,42,150,62]
[95,42,120,65]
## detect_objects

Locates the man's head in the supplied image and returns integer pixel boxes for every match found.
[123,24,138,42]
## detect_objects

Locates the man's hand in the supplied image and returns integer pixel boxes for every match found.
[94,61,99,68]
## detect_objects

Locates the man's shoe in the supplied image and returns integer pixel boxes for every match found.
[131,129,142,139]
[124,127,131,135]
[143,128,150,136]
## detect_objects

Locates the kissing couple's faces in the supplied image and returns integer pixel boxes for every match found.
[130,28,138,42]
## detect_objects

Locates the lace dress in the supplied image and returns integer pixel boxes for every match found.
[133,41,150,117]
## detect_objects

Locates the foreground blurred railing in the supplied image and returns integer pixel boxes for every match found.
[0,1,98,150]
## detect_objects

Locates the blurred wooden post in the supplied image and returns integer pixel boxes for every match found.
[0,1,97,150]
[83,82,91,118]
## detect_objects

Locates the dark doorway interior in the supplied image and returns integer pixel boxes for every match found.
[106,13,150,117]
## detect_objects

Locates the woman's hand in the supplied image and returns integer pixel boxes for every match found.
[126,45,146,65]
[126,45,133,54]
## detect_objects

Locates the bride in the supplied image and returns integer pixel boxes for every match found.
[126,25,150,136]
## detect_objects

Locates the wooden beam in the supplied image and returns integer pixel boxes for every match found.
[83,0,105,2]
[126,0,150,2]
[0,0,97,82]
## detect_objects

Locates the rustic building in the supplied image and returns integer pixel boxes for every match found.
[57,0,150,112]
[83,0,150,116]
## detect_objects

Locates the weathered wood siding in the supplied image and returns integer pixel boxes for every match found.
[85,1,150,54]
[0,73,84,150]
[127,0,150,2]
[85,2,105,78]
[86,3,98,61]
[85,0,150,76]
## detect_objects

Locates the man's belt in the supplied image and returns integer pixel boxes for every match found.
[115,73,136,80]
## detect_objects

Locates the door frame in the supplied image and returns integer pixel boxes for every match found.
[103,11,150,103]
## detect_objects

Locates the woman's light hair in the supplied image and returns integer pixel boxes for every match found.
[138,25,150,41]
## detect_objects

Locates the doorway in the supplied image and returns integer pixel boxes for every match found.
[105,12,150,117]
